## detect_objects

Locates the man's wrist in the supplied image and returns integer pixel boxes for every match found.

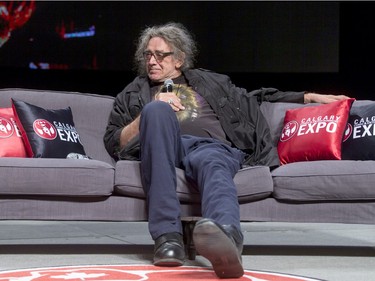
[304,92,317,104]
[120,116,140,148]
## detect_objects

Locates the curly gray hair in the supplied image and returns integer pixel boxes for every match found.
[134,22,198,76]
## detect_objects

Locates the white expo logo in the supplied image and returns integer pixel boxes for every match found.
[280,119,339,142]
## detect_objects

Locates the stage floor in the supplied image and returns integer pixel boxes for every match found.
[0,221,374,281]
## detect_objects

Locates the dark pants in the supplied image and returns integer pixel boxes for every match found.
[139,101,245,240]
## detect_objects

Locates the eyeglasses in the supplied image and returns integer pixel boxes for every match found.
[143,51,174,62]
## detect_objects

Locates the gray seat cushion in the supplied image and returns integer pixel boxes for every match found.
[114,160,273,203]
[272,160,375,201]
[0,158,114,197]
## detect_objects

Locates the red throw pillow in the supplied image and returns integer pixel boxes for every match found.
[0,107,27,157]
[12,99,87,158]
[277,98,355,165]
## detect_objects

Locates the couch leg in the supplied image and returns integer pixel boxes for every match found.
[181,216,200,260]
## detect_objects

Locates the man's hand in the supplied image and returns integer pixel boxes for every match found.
[155,92,185,111]
[304,92,351,104]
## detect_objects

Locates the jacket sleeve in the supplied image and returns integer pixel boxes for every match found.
[192,69,305,104]
[103,87,135,160]
[247,87,305,103]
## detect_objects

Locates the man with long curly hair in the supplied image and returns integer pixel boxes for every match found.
[104,22,349,279]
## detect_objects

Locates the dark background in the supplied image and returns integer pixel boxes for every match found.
[0,1,374,100]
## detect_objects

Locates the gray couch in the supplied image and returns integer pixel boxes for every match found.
[1,88,375,228]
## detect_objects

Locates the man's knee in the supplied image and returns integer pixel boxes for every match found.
[140,101,181,143]
[142,101,171,119]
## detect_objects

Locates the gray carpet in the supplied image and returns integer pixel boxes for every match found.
[0,221,374,281]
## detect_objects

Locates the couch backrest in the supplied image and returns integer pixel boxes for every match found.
[0,88,116,165]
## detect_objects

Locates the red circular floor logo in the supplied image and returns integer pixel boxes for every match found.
[33,119,57,140]
[0,265,323,281]
[0,117,14,138]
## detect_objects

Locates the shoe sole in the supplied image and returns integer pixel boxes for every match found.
[153,258,185,267]
[193,219,244,278]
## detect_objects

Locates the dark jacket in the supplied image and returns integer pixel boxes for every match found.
[103,68,305,168]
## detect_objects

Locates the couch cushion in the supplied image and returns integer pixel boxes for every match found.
[12,99,87,158]
[0,158,114,197]
[0,107,27,157]
[114,160,273,203]
[272,160,375,201]
[277,99,354,164]
[0,88,115,165]
[342,100,375,160]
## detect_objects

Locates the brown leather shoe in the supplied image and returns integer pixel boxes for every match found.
[153,232,186,266]
[193,218,244,278]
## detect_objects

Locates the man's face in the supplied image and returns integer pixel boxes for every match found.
[145,37,183,83]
